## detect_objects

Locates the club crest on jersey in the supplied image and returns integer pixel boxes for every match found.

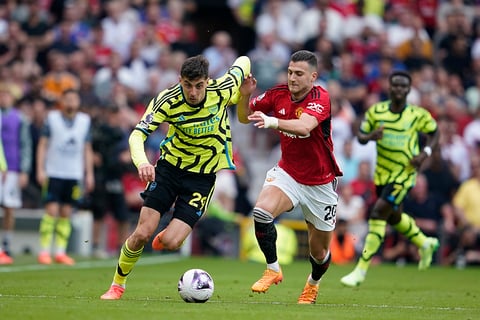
[208,105,219,114]
[306,102,324,114]
[295,107,303,118]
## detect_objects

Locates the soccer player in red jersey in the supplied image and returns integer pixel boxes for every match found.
[238,50,343,304]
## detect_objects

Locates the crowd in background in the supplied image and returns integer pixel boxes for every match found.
[0,0,480,267]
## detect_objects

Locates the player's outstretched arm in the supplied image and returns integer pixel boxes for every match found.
[237,73,257,124]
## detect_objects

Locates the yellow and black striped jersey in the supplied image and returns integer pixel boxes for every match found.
[129,56,250,174]
[360,101,437,186]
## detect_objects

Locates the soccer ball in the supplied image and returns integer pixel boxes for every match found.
[178,268,214,303]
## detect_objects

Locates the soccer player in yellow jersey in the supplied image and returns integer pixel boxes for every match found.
[341,70,440,287]
[101,55,257,300]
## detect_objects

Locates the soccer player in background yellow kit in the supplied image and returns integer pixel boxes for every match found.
[101,54,257,300]
[341,70,440,287]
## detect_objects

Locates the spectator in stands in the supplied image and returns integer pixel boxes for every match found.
[445,224,480,267]
[422,146,460,206]
[336,183,367,256]
[0,82,32,264]
[41,51,80,106]
[203,30,237,79]
[453,156,480,231]
[101,0,139,61]
[349,160,377,212]
[463,108,480,154]
[248,30,291,92]
[437,113,471,182]
[254,0,297,48]
[404,173,457,263]
[336,140,360,184]
[295,0,345,48]
[330,219,356,265]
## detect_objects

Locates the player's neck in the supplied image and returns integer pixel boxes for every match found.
[389,100,406,113]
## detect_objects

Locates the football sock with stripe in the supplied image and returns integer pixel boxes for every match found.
[55,217,72,254]
[357,219,386,272]
[113,240,143,286]
[393,213,428,248]
[309,251,331,283]
[39,214,56,252]
[253,208,278,265]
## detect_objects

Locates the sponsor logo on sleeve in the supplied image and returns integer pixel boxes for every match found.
[306,102,324,114]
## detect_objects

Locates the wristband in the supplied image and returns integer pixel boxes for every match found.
[260,113,279,129]
[423,146,432,157]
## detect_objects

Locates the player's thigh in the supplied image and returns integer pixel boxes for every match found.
[173,171,216,228]
[255,185,294,218]
[143,162,181,215]
[300,181,338,232]
[257,166,298,217]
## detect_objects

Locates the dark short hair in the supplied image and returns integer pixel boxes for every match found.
[290,50,318,70]
[389,70,411,85]
[180,55,209,80]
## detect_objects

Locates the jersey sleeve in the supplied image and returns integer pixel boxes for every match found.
[226,56,251,105]
[359,106,375,134]
[249,91,275,114]
[129,92,169,168]
[416,107,437,134]
[302,89,332,123]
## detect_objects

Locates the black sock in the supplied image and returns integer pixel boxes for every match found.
[310,253,331,281]
[254,220,277,264]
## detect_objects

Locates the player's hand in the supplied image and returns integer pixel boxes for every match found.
[368,125,384,141]
[410,153,428,169]
[138,162,155,182]
[239,73,257,96]
[36,170,47,186]
[248,111,278,129]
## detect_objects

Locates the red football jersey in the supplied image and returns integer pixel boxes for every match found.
[250,84,343,185]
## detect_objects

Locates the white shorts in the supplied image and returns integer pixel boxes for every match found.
[263,166,338,231]
[0,171,22,208]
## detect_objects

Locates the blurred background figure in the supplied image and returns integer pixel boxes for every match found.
[330,219,356,265]
[202,30,237,79]
[89,104,131,259]
[36,89,94,266]
[0,83,31,264]
[336,183,367,256]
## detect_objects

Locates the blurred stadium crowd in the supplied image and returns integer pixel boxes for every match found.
[1,0,480,267]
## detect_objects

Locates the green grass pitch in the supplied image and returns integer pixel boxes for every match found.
[0,254,478,320]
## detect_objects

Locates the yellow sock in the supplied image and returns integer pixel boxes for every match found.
[393,213,428,248]
[39,214,56,251]
[55,217,72,253]
[113,240,144,286]
[357,219,386,272]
